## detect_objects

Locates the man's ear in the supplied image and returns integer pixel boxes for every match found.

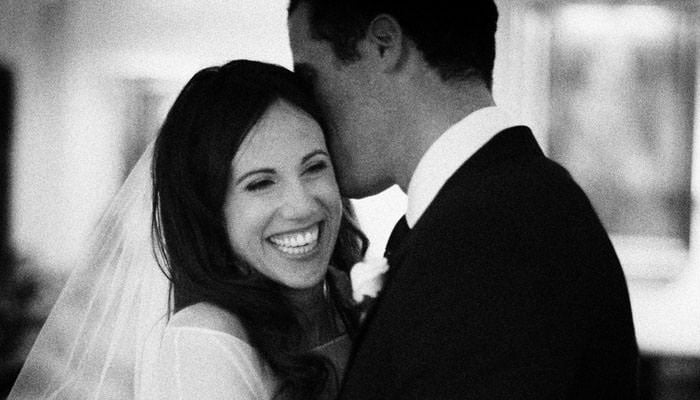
[365,14,405,71]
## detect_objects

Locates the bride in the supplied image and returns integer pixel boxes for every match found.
[9,60,367,400]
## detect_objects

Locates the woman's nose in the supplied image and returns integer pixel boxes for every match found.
[279,181,319,220]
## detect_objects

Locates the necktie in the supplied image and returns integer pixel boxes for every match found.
[384,215,410,259]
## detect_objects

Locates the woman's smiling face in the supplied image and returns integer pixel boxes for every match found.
[224,99,342,289]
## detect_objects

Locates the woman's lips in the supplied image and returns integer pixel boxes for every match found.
[268,223,321,256]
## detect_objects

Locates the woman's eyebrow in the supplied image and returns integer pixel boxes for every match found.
[302,149,329,163]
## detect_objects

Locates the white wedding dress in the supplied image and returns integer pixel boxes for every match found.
[147,302,351,400]
[142,303,277,400]
[154,328,276,399]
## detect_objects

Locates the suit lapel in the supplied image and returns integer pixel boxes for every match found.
[387,126,544,266]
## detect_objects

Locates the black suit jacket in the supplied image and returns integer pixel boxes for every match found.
[339,127,639,399]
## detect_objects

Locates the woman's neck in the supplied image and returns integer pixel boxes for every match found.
[281,281,341,348]
[281,281,326,313]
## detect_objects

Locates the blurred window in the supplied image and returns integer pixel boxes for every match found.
[546,3,697,280]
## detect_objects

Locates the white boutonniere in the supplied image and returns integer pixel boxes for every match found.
[350,257,390,321]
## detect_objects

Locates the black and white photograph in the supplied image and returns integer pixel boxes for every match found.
[0,1,698,399]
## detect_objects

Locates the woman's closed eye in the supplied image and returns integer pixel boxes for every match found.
[304,160,329,174]
[245,178,275,192]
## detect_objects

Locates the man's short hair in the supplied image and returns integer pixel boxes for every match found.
[288,0,499,88]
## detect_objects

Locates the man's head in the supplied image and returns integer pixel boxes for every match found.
[288,0,499,198]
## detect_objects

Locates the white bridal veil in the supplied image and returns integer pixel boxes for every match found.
[9,142,171,399]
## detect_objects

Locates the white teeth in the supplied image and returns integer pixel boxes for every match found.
[269,225,320,255]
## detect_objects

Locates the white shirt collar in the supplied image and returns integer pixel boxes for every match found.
[405,106,517,228]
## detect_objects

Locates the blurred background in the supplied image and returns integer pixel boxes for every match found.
[0,0,698,398]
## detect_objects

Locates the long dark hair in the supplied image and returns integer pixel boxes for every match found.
[151,59,367,399]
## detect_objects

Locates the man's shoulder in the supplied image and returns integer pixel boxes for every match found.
[408,151,609,264]
[435,152,584,217]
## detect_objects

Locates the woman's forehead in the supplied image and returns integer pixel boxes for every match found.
[232,100,326,170]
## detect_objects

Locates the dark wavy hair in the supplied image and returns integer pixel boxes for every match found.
[288,0,498,88]
[151,59,367,400]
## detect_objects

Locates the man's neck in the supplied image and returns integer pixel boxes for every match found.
[392,81,495,193]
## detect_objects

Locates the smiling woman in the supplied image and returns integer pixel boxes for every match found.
[225,100,343,291]
[9,60,367,400]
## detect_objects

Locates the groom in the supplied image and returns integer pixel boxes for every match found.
[288,1,639,398]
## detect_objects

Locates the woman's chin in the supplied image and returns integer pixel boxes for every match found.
[281,269,328,291]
